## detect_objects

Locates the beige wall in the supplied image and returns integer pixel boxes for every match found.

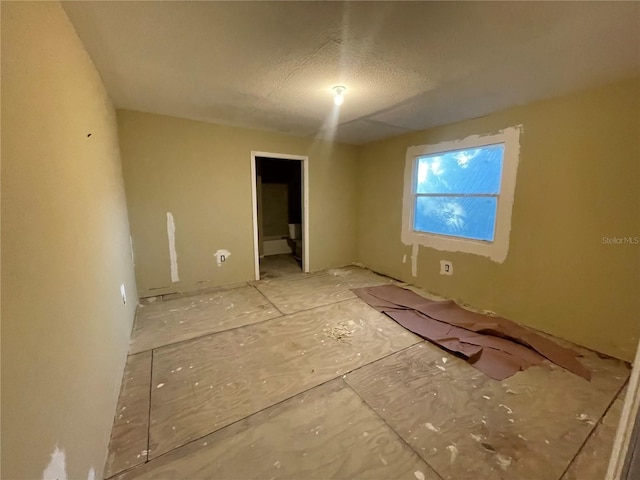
[357,78,640,362]
[118,110,358,296]
[1,2,137,479]
[262,183,289,238]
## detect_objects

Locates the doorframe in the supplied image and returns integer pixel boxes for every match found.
[607,337,640,479]
[250,151,309,280]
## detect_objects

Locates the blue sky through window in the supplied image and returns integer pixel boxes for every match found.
[413,143,504,241]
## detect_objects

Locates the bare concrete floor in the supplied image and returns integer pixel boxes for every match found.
[105,266,630,480]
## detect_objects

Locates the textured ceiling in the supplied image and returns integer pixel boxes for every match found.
[62,1,640,145]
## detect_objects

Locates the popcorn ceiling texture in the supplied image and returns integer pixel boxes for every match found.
[62,2,639,144]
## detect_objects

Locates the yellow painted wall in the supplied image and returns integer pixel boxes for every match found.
[357,78,640,362]
[1,2,137,478]
[118,110,359,296]
[262,183,289,238]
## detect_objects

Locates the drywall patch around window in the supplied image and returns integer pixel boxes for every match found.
[166,212,179,282]
[214,249,231,267]
[401,126,522,263]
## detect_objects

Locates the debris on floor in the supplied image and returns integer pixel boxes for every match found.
[324,321,356,342]
[352,284,590,381]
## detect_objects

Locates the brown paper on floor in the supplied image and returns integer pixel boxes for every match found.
[352,284,590,381]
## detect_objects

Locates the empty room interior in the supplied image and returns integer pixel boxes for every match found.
[3,2,640,479]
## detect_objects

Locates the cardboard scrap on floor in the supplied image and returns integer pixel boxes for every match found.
[352,284,590,381]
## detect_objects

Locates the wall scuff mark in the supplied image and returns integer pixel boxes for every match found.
[214,249,231,267]
[166,212,179,282]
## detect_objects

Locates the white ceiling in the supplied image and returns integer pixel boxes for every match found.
[62,1,640,145]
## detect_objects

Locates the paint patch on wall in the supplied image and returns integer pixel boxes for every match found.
[42,446,68,480]
[214,249,231,267]
[41,446,95,480]
[411,244,419,277]
[402,254,407,264]
[166,212,179,282]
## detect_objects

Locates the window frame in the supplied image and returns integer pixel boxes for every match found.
[401,126,521,263]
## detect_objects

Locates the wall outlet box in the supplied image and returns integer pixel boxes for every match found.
[440,260,453,276]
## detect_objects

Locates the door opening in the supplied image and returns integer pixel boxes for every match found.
[251,152,309,280]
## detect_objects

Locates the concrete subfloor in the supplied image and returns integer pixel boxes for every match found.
[105,266,630,480]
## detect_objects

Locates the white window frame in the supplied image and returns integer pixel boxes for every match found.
[401,126,521,263]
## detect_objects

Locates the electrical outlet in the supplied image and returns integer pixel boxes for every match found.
[120,284,127,304]
[440,260,453,276]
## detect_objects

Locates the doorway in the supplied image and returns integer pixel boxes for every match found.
[251,151,309,280]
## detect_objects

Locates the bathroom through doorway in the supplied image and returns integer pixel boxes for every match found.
[251,152,309,280]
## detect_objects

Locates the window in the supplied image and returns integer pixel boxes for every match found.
[401,127,521,263]
[414,143,504,241]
